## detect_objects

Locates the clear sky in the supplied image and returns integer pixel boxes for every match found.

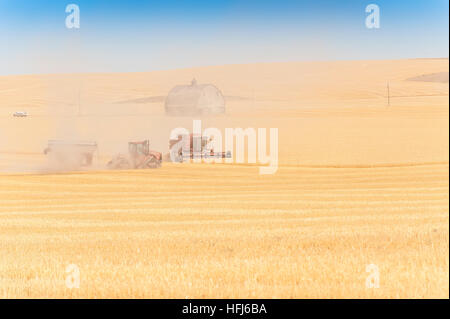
[0,0,448,75]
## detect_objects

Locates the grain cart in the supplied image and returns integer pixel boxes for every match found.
[43,140,98,169]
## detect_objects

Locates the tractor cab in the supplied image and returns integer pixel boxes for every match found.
[129,140,149,156]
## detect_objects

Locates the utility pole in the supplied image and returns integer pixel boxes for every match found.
[78,85,81,116]
[77,79,83,117]
[252,88,255,108]
[387,82,390,107]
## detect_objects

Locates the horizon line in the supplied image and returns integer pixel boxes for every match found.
[1,56,448,78]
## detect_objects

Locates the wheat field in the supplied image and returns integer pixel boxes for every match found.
[0,59,448,298]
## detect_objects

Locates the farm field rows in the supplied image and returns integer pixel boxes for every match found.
[0,163,448,298]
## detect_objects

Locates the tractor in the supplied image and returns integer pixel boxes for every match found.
[107,140,162,170]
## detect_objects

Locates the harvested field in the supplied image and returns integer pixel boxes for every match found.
[0,59,448,298]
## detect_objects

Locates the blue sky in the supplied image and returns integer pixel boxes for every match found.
[0,0,448,75]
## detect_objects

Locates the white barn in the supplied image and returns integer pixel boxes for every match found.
[165,79,225,116]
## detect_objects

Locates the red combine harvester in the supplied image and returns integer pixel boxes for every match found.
[169,134,231,163]
[108,140,162,169]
